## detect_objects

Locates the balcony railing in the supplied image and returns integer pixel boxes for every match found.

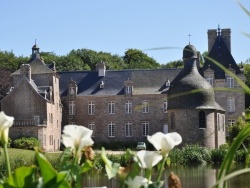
[13,119,47,126]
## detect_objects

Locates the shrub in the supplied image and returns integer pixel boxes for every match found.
[168,148,183,165]
[13,137,40,150]
[181,145,211,165]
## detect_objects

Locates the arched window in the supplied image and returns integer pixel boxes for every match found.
[170,112,175,129]
[199,111,206,128]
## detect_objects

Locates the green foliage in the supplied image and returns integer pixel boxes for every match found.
[211,144,229,164]
[227,117,250,148]
[123,48,160,69]
[161,60,183,68]
[13,137,40,150]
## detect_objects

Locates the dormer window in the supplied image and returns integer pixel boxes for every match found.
[125,86,132,94]
[166,80,170,87]
[100,81,104,89]
[69,87,75,95]
[226,75,234,88]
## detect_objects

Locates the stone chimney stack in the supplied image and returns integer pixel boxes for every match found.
[20,64,31,82]
[221,28,231,52]
[96,62,106,77]
[207,29,217,53]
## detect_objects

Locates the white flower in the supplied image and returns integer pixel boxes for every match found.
[62,125,94,162]
[125,176,151,188]
[147,132,182,157]
[0,111,14,145]
[136,150,162,169]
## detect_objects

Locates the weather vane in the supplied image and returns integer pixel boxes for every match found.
[188,34,191,45]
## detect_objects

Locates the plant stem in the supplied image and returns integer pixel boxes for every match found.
[3,143,11,177]
[157,156,167,182]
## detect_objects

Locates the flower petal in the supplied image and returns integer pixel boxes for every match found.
[125,176,149,188]
[167,132,182,146]
[136,150,162,169]
[147,132,165,151]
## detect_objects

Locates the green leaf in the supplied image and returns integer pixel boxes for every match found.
[35,150,70,188]
[147,181,165,188]
[101,147,120,179]
[81,160,94,173]
[3,166,37,188]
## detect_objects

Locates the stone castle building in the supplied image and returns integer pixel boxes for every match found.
[0,27,245,150]
[1,44,62,151]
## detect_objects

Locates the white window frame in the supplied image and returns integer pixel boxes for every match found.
[125,101,132,114]
[88,102,95,115]
[142,121,149,136]
[226,75,234,88]
[142,100,149,113]
[125,86,132,94]
[227,97,235,112]
[163,100,168,113]
[206,76,213,86]
[88,122,95,137]
[108,101,115,114]
[69,101,75,115]
[69,87,75,95]
[108,122,115,137]
[228,119,235,126]
[125,122,132,137]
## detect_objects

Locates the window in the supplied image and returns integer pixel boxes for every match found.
[125,122,132,137]
[170,112,175,129]
[226,76,234,88]
[125,101,132,114]
[228,119,235,126]
[69,101,75,115]
[163,101,168,113]
[142,121,149,136]
[108,101,115,114]
[142,100,149,113]
[88,102,95,115]
[34,116,40,125]
[108,122,115,137]
[125,86,132,94]
[227,97,235,112]
[199,111,206,128]
[88,122,95,137]
[206,76,213,86]
[69,87,75,95]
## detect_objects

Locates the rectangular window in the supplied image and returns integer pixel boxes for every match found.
[142,100,149,113]
[69,87,75,95]
[125,86,132,94]
[69,101,75,115]
[227,97,235,112]
[228,119,235,126]
[142,121,149,136]
[108,122,115,137]
[125,122,132,137]
[88,122,95,137]
[34,116,40,125]
[125,101,132,114]
[226,76,234,88]
[88,102,95,115]
[163,101,168,113]
[206,76,213,86]
[108,101,115,114]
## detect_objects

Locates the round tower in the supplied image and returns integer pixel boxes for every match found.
[167,45,225,148]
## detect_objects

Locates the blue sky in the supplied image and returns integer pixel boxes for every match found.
[0,0,250,64]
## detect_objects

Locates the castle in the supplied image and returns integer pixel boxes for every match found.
[0,28,245,151]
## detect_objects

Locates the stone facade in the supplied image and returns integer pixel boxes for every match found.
[1,44,62,151]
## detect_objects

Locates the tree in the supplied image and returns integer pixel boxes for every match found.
[123,49,160,69]
[160,60,183,68]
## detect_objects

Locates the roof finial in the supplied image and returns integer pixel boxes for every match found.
[188,34,191,45]
[217,24,221,36]
[35,39,37,45]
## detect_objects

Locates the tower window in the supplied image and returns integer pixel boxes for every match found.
[199,111,206,128]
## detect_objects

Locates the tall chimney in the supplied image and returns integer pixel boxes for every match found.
[221,28,231,52]
[20,64,31,81]
[207,29,217,53]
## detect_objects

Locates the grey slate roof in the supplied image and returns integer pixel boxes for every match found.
[202,35,241,79]
[168,45,225,111]
[58,69,181,96]
[12,58,55,75]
